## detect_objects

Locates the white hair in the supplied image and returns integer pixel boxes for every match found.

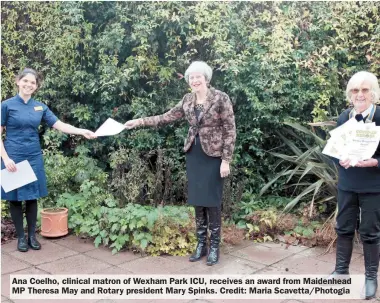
[184,61,213,84]
[346,71,380,103]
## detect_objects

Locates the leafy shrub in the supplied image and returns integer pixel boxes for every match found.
[246,209,278,242]
[147,206,196,256]
[3,2,379,207]
[281,218,322,247]
[109,148,155,206]
[222,223,245,246]
[41,146,108,208]
[57,183,196,255]
[1,200,10,219]
[232,190,292,228]
[260,122,338,214]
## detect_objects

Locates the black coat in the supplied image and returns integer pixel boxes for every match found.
[335,106,380,193]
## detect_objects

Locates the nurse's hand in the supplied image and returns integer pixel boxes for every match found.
[4,158,17,172]
[81,129,97,139]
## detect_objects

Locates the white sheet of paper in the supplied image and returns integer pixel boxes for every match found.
[1,160,38,193]
[346,126,380,164]
[323,118,380,164]
[329,117,357,139]
[95,118,125,136]
[322,137,347,160]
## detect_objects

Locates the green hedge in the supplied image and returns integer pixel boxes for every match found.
[2,2,379,206]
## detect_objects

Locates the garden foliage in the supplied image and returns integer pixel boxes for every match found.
[1,2,379,249]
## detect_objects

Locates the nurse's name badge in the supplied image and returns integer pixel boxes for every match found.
[34,106,43,111]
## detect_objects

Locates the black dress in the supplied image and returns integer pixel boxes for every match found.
[186,105,223,207]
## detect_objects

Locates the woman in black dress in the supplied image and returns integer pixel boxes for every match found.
[124,61,236,265]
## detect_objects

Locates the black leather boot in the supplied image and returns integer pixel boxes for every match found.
[206,207,221,266]
[363,242,379,300]
[28,235,41,250]
[328,236,353,278]
[189,206,208,262]
[17,237,28,252]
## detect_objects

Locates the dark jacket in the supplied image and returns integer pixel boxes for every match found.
[142,88,236,162]
[336,106,380,193]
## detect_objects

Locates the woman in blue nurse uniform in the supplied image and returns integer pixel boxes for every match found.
[1,68,96,252]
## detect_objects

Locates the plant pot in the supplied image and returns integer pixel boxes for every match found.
[40,207,68,238]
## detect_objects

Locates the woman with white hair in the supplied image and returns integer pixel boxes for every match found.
[124,61,236,266]
[329,71,380,299]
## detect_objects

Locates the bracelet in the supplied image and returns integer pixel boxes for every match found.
[140,118,144,126]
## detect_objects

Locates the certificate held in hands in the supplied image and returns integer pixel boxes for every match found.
[95,118,125,136]
[322,117,380,166]
[1,160,38,193]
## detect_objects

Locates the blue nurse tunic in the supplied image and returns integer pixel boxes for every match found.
[1,95,59,201]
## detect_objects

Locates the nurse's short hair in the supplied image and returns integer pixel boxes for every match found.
[346,71,380,103]
[184,61,213,84]
[17,68,42,88]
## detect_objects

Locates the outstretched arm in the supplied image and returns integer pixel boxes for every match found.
[124,99,185,130]
[52,121,96,139]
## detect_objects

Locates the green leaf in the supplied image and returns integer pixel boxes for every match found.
[94,235,102,247]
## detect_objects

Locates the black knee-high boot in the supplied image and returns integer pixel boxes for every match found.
[206,207,221,266]
[9,201,28,252]
[25,199,41,250]
[363,242,379,300]
[189,206,208,262]
[329,236,353,276]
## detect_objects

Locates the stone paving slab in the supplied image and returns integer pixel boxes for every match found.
[118,256,192,274]
[298,247,362,264]
[255,265,297,275]
[84,246,141,265]
[53,235,99,253]
[2,237,380,303]
[8,241,78,266]
[37,254,112,274]
[1,235,49,254]
[179,256,266,275]
[1,267,49,301]
[220,240,254,254]
[173,254,236,274]
[1,254,31,275]
[257,242,309,254]
[271,254,335,275]
[230,243,297,265]
[93,266,133,275]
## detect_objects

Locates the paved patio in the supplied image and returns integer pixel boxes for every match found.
[1,235,379,303]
